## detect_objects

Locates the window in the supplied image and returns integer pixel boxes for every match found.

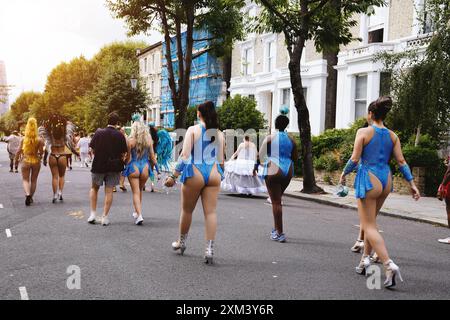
[281,88,290,109]
[379,72,391,96]
[266,41,275,72]
[422,0,435,33]
[248,94,255,101]
[151,80,155,98]
[368,29,384,43]
[242,48,253,76]
[354,75,368,120]
[144,58,148,73]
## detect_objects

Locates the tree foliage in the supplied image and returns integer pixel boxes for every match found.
[375,0,450,144]
[9,91,42,123]
[107,0,245,128]
[218,95,266,131]
[247,0,385,193]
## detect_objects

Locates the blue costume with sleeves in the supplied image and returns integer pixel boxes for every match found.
[178,125,224,184]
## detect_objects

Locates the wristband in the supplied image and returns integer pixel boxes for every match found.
[343,159,358,176]
[175,158,186,173]
[399,164,414,182]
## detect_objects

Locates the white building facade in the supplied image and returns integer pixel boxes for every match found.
[137,42,163,127]
[230,0,433,135]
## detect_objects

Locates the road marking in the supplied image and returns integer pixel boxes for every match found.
[272,261,277,264]
[19,287,29,300]
[273,275,278,278]
[0,203,3,208]
[5,229,12,238]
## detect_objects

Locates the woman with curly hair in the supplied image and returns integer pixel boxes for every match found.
[40,114,78,203]
[122,121,156,225]
[15,118,45,206]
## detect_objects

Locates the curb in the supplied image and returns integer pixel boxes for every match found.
[284,191,448,228]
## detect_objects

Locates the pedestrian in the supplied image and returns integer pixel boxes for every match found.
[437,157,450,244]
[122,121,157,225]
[222,135,266,195]
[14,118,44,206]
[39,114,78,203]
[87,112,128,226]
[259,108,298,243]
[165,101,225,265]
[146,123,173,192]
[77,132,91,168]
[339,96,420,288]
[2,130,21,173]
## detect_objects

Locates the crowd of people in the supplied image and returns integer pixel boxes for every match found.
[1,97,449,288]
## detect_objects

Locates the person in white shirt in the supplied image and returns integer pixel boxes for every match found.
[2,130,22,173]
[77,132,91,168]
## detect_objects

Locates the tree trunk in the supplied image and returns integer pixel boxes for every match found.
[324,50,338,130]
[289,40,323,194]
[222,55,232,97]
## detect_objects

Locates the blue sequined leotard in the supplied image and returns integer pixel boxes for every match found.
[262,131,294,177]
[123,147,152,177]
[354,126,394,199]
[179,125,224,184]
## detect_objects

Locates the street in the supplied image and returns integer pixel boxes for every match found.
[0,143,449,300]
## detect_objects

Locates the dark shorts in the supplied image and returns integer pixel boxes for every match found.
[91,172,120,188]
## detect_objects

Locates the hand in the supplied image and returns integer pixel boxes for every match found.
[253,169,257,177]
[164,177,176,188]
[411,184,421,201]
[437,185,444,201]
[339,173,346,186]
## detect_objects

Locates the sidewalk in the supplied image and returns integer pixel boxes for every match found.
[284,178,448,227]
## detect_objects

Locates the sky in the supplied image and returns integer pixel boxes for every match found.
[0,0,162,104]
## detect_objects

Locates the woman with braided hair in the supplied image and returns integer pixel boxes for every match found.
[39,114,79,203]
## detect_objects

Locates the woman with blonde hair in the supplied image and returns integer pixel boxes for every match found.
[15,118,44,206]
[122,120,156,225]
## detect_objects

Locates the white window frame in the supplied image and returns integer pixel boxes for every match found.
[241,45,254,76]
[354,74,368,120]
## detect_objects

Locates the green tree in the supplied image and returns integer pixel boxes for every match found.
[248,0,385,193]
[10,91,42,123]
[218,95,266,131]
[84,58,148,132]
[107,0,245,129]
[375,0,450,145]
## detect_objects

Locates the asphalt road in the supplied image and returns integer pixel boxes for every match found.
[0,143,449,300]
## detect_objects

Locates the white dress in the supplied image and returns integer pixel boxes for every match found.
[221,142,267,194]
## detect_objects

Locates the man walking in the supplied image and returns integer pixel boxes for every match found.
[77,132,91,168]
[2,131,21,173]
[88,112,127,226]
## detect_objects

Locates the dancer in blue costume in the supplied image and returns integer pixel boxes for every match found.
[165,101,224,265]
[123,120,157,225]
[259,109,298,243]
[339,96,420,288]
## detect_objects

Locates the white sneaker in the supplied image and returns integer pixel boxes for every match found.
[101,216,110,226]
[135,215,144,225]
[87,213,97,224]
[438,237,450,244]
[132,212,138,219]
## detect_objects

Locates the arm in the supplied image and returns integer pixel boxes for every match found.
[14,140,23,163]
[231,144,242,160]
[218,131,225,172]
[165,127,195,187]
[148,137,157,167]
[339,129,365,185]
[391,133,420,200]
[259,135,272,162]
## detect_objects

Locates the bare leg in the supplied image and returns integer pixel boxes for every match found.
[445,199,450,228]
[103,186,114,217]
[179,166,203,235]
[21,163,31,196]
[359,173,390,264]
[29,163,41,197]
[129,176,141,216]
[57,157,68,194]
[49,156,59,195]
[90,184,100,213]
[201,166,221,241]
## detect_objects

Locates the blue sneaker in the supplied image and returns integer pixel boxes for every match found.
[270,230,286,243]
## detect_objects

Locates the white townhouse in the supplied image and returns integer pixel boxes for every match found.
[137,42,163,127]
[229,0,435,135]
